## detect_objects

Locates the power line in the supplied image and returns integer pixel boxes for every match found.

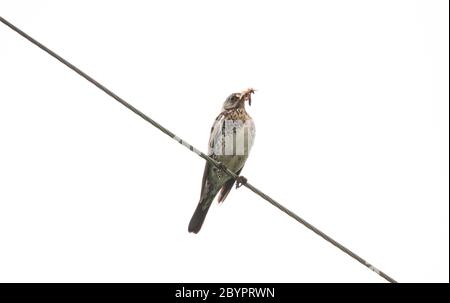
[0,15,397,283]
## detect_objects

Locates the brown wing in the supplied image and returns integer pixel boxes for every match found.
[199,112,224,199]
[217,167,243,203]
[199,161,212,199]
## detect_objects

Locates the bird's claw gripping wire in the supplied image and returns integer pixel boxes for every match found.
[215,161,228,172]
[235,176,247,189]
[214,161,247,188]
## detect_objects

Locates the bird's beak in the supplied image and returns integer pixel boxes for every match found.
[240,88,255,106]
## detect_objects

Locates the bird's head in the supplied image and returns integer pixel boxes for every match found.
[222,88,255,110]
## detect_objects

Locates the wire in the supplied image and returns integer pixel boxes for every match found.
[0,15,397,283]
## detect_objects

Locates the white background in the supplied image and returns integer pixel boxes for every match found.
[0,1,448,283]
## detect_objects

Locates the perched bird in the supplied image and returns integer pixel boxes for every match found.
[188,88,256,233]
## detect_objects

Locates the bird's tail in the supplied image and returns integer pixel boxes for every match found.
[188,196,214,234]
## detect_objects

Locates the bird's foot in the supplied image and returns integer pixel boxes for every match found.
[235,176,247,189]
[215,161,228,172]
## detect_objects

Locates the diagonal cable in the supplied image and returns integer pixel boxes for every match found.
[0,16,397,283]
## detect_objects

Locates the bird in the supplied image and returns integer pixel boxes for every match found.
[188,88,256,233]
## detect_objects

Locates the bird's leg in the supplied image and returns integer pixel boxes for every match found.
[235,176,248,189]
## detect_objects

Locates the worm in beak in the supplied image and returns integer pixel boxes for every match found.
[240,88,255,106]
